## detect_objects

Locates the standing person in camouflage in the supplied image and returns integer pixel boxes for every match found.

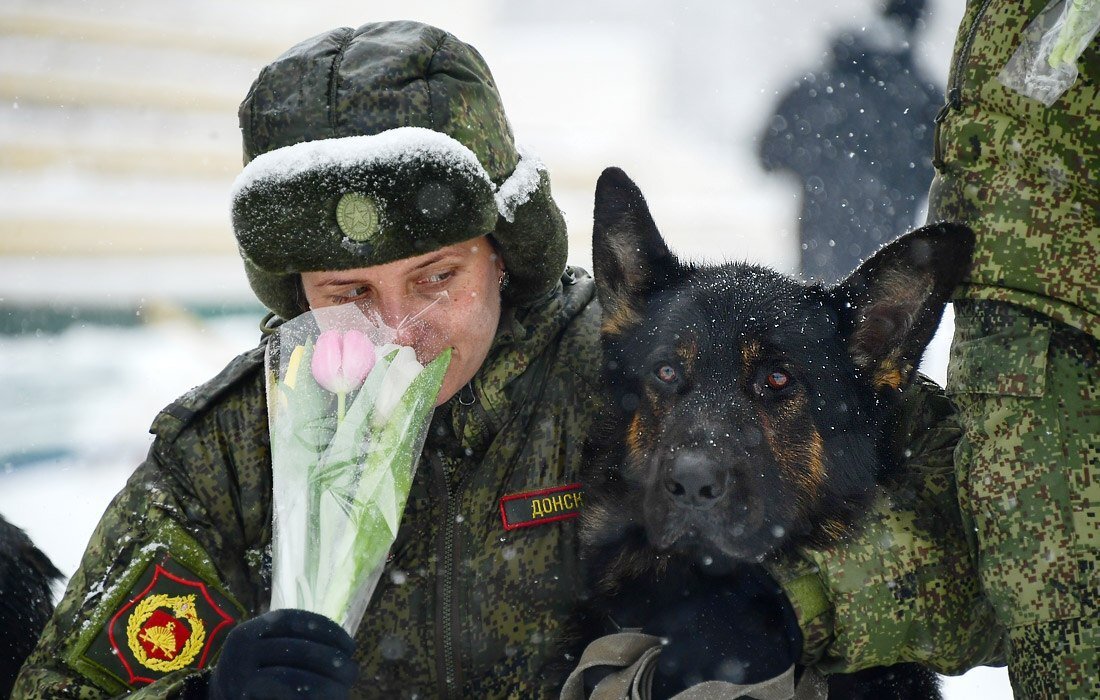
[928,0,1099,696]
[13,21,603,698]
[754,4,1096,697]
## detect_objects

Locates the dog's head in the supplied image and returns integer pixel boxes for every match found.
[587,167,972,564]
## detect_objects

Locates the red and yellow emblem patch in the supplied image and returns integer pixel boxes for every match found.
[80,556,239,688]
[127,593,206,669]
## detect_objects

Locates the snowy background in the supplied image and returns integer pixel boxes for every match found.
[0,0,1010,695]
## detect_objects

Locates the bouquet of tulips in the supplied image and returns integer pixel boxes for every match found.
[264,302,450,634]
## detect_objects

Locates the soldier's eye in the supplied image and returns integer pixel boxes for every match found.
[419,269,455,287]
[765,370,791,391]
[336,286,370,302]
[655,364,678,384]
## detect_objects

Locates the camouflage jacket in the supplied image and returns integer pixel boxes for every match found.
[13,269,602,700]
[927,0,1100,340]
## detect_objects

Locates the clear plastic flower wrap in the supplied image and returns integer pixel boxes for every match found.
[264,302,450,634]
[998,0,1100,106]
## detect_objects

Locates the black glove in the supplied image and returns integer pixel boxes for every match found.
[208,609,358,699]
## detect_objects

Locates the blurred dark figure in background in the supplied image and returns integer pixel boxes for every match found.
[0,514,61,697]
[758,0,943,284]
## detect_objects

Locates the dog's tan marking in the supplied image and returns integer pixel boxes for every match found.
[760,396,827,504]
[626,412,646,459]
[818,517,849,543]
[644,383,669,424]
[803,429,826,495]
[601,298,643,336]
[676,332,698,376]
[741,340,762,374]
[874,357,916,391]
[873,357,905,390]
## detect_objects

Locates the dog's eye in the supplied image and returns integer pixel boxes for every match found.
[765,370,791,391]
[655,364,679,384]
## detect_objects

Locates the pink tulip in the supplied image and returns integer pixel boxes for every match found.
[311,330,377,395]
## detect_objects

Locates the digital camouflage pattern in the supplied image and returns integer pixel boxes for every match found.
[927,0,1099,696]
[235,21,569,321]
[947,301,1098,698]
[12,269,602,699]
[239,22,517,180]
[764,376,1004,675]
[927,0,1100,340]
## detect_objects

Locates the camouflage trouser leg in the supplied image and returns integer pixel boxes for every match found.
[947,300,1099,699]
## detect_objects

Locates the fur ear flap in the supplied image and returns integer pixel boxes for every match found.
[591,167,681,335]
[831,222,974,392]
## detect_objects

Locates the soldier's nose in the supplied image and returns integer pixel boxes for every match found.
[664,450,726,508]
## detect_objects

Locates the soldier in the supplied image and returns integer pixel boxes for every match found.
[767,2,1097,698]
[930,0,1098,696]
[13,21,604,698]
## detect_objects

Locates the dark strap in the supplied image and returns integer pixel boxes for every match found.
[559,632,829,700]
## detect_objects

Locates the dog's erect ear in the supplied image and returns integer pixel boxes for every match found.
[831,222,974,391]
[592,167,680,334]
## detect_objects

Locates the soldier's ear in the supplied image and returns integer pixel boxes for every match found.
[591,167,683,334]
[830,222,974,391]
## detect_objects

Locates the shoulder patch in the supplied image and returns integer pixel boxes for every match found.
[150,344,267,440]
[67,521,245,693]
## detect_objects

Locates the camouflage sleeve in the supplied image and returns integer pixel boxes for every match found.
[765,377,1005,675]
[12,354,270,698]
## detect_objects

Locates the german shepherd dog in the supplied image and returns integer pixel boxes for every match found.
[0,514,61,697]
[568,168,973,698]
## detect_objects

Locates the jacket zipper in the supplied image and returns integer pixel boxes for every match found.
[933,0,997,169]
[431,450,466,698]
[431,376,511,696]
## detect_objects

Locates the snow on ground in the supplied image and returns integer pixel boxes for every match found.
[0,314,258,578]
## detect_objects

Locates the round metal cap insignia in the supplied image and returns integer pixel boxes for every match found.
[336,193,380,242]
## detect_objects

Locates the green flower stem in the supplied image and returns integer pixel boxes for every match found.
[312,351,397,582]
[319,349,451,628]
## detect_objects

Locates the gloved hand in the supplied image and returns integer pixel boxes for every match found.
[208,609,357,699]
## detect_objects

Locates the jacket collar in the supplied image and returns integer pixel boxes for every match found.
[443,269,593,457]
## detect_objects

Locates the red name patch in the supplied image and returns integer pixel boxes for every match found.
[499,483,583,531]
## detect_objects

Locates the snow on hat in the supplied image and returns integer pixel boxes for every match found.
[232,21,568,320]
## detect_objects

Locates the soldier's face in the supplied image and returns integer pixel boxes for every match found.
[301,235,504,405]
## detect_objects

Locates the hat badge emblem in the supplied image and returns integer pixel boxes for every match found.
[336,193,380,242]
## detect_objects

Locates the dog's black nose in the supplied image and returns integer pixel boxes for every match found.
[664,450,726,507]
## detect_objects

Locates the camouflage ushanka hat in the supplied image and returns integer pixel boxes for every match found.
[231,21,568,321]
